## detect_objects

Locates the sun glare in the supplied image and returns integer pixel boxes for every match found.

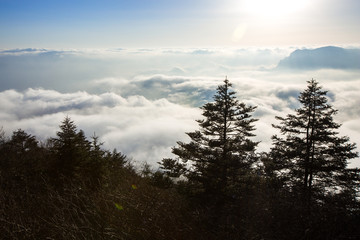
[242,0,310,18]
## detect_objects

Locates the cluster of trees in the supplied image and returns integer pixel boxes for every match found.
[1,79,359,239]
[0,118,198,239]
[159,79,359,239]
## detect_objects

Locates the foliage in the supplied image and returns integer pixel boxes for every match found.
[0,79,359,239]
[269,79,360,237]
[0,118,202,240]
[159,79,261,238]
[271,79,358,201]
[160,79,258,197]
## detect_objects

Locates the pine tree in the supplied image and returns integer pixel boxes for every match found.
[0,129,48,200]
[160,78,258,200]
[271,79,358,208]
[2,129,41,177]
[51,116,91,179]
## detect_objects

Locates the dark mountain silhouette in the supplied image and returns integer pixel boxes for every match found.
[277,46,360,70]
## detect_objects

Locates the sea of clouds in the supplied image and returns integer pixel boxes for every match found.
[1,46,359,168]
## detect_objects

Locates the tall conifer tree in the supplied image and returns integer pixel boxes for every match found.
[51,116,91,178]
[271,79,358,207]
[161,79,258,201]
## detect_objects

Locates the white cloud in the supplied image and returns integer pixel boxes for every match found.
[0,46,359,167]
[0,88,201,166]
[0,47,290,92]
[1,75,359,167]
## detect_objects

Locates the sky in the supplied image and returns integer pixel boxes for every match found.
[1,0,359,48]
[0,0,359,168]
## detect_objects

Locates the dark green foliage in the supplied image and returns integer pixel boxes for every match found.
[160,79,260,238]
[0,118,203,240]
[159,158,186,178]
[50,116,92,180]
[0,79,359,240]
[0,129,48,195]
[161,79,258,196]
[271,79,358,201]
[268,79,359,238]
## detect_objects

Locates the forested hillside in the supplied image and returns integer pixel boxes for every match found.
[1,79,359,239]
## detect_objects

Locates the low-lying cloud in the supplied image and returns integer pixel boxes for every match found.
[1,77,359,167]
[1,46,359,167]
[0,47,290,92]
[0,88,201,165]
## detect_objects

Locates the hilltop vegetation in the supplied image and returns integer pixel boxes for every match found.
[1,79,359,239]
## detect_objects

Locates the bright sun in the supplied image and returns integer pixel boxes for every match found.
[230,0,312,43]
[242,0,310,18]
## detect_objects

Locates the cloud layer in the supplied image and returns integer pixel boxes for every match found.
[0,88,201,165]
[0,47,290,92]
[1,46,359,167]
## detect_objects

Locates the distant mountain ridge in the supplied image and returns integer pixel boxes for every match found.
[277,46,360,70]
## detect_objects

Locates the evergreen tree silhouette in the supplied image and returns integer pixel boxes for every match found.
[271,79,358,212]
